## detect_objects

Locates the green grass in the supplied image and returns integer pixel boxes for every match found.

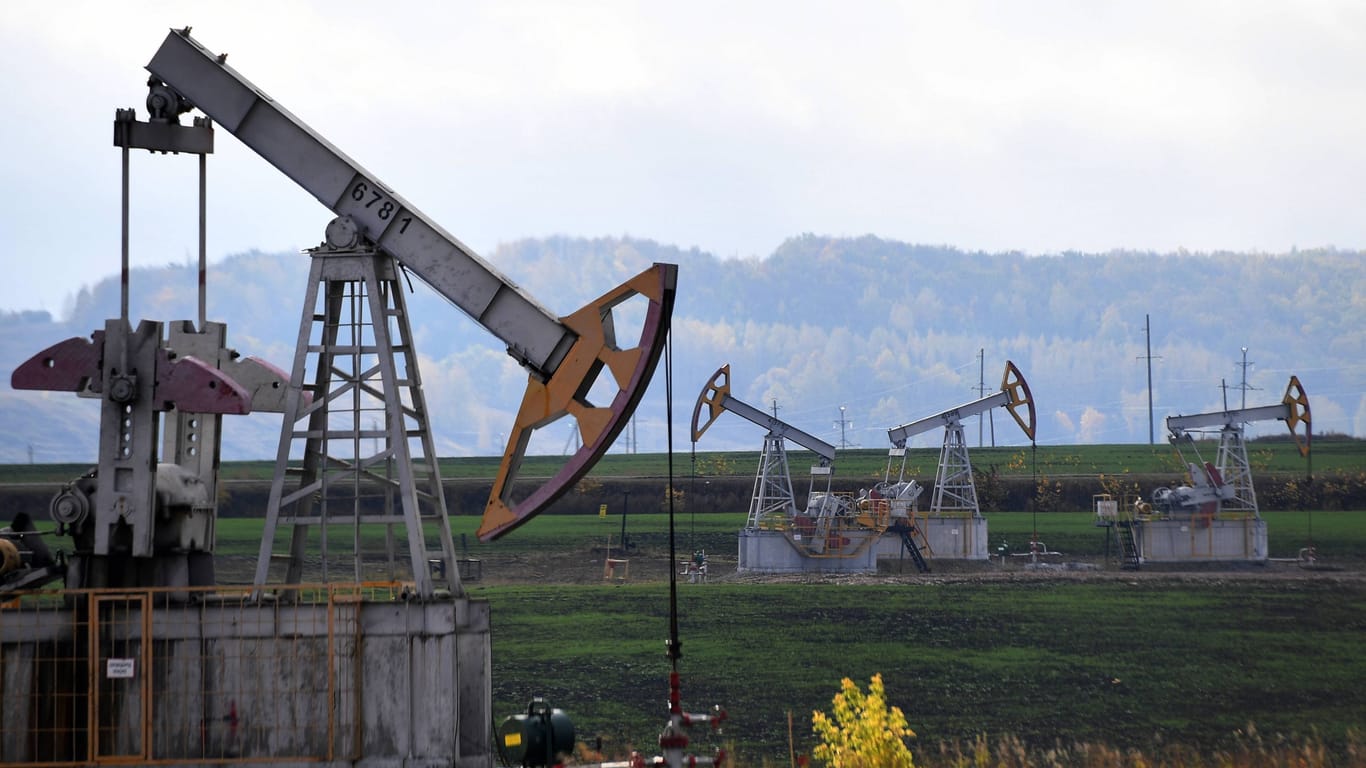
[0,439,1352,484]
[203,509,1366,763]
[618,439,1340,481]
[8,443,1365,764]
[477,579,1366,763]
[212,508,1366,563]
[209,509,747,560]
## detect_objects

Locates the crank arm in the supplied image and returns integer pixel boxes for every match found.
[13,330,252,414]
[157,352,253,414]
[11,334,104,393]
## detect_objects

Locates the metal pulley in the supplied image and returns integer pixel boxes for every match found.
[145,78,192,123]
[50,484,91,529]
[324,216,362,250]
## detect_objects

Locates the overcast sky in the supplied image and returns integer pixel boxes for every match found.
[3,1,1364,317]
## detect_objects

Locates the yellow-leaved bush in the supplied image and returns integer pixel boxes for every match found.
[811,673,915,768]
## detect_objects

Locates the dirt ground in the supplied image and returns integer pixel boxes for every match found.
[450,546,1366,589]
[206,540,1366,590]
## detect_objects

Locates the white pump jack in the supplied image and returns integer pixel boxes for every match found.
[692,365,927,565]
[691,364,837,531]
[1150,375,1311,520]
[885,360,1036,518]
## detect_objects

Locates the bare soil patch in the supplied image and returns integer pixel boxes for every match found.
[459,544,1366,590]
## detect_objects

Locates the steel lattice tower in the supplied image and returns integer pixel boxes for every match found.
[255,242,460,598]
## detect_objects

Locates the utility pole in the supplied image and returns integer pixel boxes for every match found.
[975,348,988,448]
[834,406,854,449]
[1137,314,1162,444]
[1236,347,1258,412]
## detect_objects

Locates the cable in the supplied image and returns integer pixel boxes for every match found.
[1030,439,1038,546]
[690,438,697,554]
[665,329,681,668]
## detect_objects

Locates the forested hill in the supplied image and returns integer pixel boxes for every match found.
[2,235,1361,463]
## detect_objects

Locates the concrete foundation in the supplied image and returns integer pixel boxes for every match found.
[737,529,881,574]
[0,589,493,767]
[736,514,990,573]
[874,515,990,561]
[1133,517,1267,562]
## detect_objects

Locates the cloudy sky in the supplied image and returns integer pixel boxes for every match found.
[3,1,1364,316]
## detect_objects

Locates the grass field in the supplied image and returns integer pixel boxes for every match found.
[6,441,1364,765]
[481,578,1366,764]
[211,507,1365,566]
[0,438,1354,484]
[198,510,1366,764]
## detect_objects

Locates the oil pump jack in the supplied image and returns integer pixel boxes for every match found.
[3,28,684,767]
[1149,375,1311,521]
[1102,375,1311,568]
[8,28,675,599]
[886,360,1036,517]
[879,360,1035,562]
[691,364,891,572]
[691,364,838,530]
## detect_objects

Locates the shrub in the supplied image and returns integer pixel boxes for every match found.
[811,673,915,768]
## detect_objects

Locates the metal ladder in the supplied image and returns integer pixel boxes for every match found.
[891,522,931,573]
[1115,521,1141,570]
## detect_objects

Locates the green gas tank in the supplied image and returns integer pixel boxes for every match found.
[498,698,575,767]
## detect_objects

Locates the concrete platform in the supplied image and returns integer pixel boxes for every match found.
[1132,516,1267,562]
[873,515,990,561]
[0,586,492,767]
[736,514,991,573]
[737,528,882,574]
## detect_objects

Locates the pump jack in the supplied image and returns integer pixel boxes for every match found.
[10,27,676,598]
[691,364,837,530]
[1151,375,1311,521]
[886,360,1036,517]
